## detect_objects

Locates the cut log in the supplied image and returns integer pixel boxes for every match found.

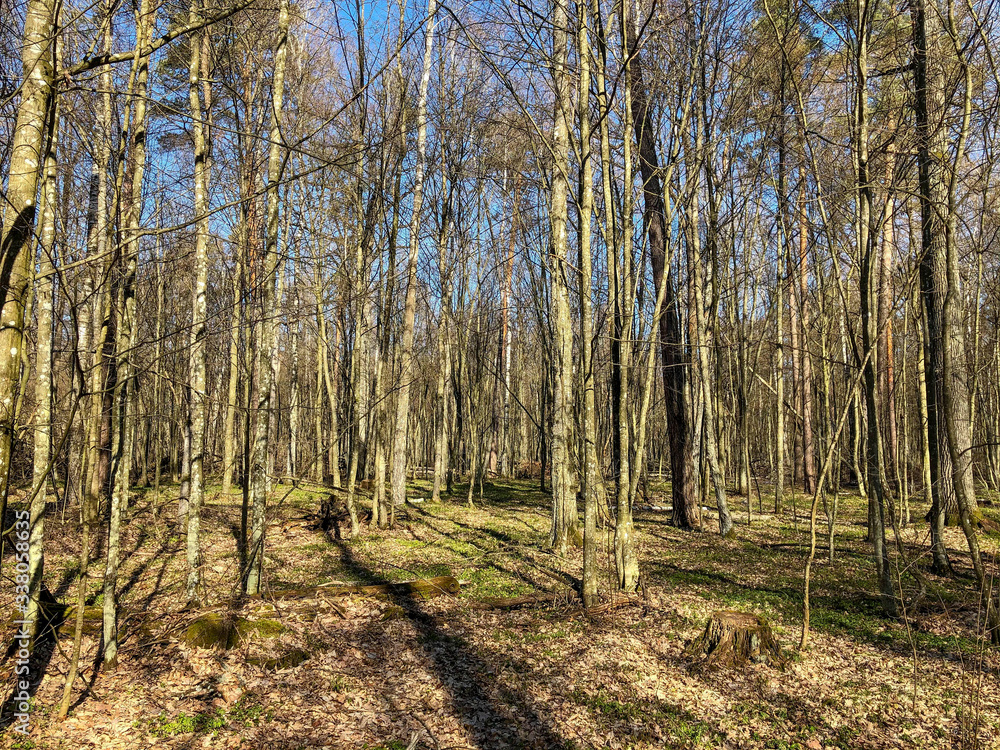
[685,610,785,669]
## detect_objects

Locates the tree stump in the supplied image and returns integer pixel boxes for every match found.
[685,611,785,669]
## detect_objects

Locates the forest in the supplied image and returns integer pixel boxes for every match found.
[1,0,1000,746]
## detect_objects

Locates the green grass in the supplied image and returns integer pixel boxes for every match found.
[569,687,722,747]
[145,697,269,738]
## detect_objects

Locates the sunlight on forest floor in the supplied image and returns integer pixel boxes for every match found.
[2,479,999,749]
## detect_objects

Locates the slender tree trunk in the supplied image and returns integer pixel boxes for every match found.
[152,210,166,499]
[775,243,785,514]
[547,0,580,555]
[223,244,242,495]
[288,289,300,478]
[27,85,59,637]
[432,176,453,504]
[577,0,598,605]
[687,112,733,537]
[797,184,817,494]
[246,0,289,594]
[916,303,946,567]
[626,12,696,528]
[325,311,342,486]
[854,1,894,615]
[185,1,212,606]
[372,171,400,527]
[105,0,157,667]
[878,144,900,496]
[391,0,436,511]
[0,0,58,529]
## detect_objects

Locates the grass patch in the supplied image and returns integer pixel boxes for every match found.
[570,687,723,747]
[462,565,535,600]
[146,697,268,738]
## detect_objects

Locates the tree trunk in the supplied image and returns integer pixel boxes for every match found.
[854,0,895,615]
[626,13,696,529]
[390,0,437,511]
[577,0,598,606]
[27,85,59,637]
[185,0,212,606]
[105,0,157,667]
[0,0,58,531]
[547,0,580,555]
[246,0,289,595]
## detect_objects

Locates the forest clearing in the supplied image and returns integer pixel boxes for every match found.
[1,479,998,749]
[4,0,1000,746]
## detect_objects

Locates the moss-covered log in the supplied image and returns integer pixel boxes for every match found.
[272,575,461,601]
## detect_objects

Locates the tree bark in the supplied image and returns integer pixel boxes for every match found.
[186,0,212,606]
[626,12,697,529]
[390,0,437,511]
[547,0,580,554]
[105,0,158,667]
[27,79,59,637]
[246,0,290,595]
[0,0,58,531]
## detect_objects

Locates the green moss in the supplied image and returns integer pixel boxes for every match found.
[235,617,286,639]
[183,613,235,649]
[57,606,105,637]
[463,566,534,600]
[247,648,308,670]
[147,697,268,737]
[183,614,286,649]
[382,605,406,621]
[395,538,426,549]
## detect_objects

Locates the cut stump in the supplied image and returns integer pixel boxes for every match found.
[685,610,785,669]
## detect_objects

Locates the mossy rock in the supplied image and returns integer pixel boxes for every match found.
[247,648,308,670]
[183,614,287,650]
[382,605,406,621]
[238,618,286,639]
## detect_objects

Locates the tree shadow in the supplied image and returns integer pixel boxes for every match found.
[0,588,64,730]
[329,529,570,749]
[404,503,581,596]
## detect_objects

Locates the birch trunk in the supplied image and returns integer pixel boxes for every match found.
[186,1,212,606]
[27,83,59,637]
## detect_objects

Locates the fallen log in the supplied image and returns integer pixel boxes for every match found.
[271,575,461,601]
[473,590,647,613]
[475,591,578,610]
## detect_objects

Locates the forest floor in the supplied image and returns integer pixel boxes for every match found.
[1,478,999,750]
